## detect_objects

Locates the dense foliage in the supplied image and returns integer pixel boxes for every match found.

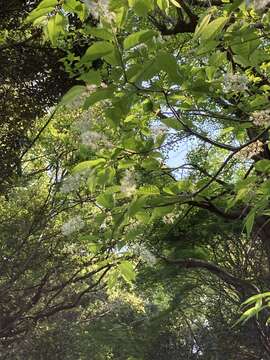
[1,0,270,358]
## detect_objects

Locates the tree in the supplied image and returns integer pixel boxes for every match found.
[4,0,270,357]
[0,109,128,348]
[0,0,77,188]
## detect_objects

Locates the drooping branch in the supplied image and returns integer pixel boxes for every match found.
[183,163,231,187]
[162,256,259,295]
[193,124,270,196]
[187,200,247,220]
[158,103,238,151]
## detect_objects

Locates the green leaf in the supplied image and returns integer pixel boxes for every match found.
[255,160,270,172]
[175,246,209,260]
[124,30,156,50]
[107,269,119,289]
[238,306,262,325]
[118,159,137,169]
[83,88,114,109]
[137,185,160,195]
[200,17,228,41]
[63,0,81,12]
[85,27,114,41]
[72,159,106,173]
[226,0,244,13]
[25,0,59,22]
[108,186,122,195]
[132,0,153,17]
[87,173,97,193]
[88,242,103,254]
[128,196,147,217]
[60,85,86,105]
[38,0,58,9]
[96,192,114,208]
[194,14,211,41]
[94,167,116,187]
[157,0,169,11]
[128,58,161,83]
[47,16,57,46]
[25,7,55,23]
[249,95,269,111]
[163,180,190,195]
[63,0,87,20]
[208,51,227,66]
[135,211,151,224]
[196,40,220,55]
[242,292,270,306]
[118,261,136,283]
[81,41,114,63]
[244,210,255,237]
[79,69,101,85]
[170,0,181,7]
[47,13,65,46]
[156,52,182,83]
[160,118,183,131]
[231,28,260,60]
[114,6,128,27]
[141,158,160,170]
[151,205,174,220]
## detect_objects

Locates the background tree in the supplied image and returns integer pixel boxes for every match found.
[2,0,270,358]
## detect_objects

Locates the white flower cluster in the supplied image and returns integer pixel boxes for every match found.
[62,216,85,236]
[60,170,91,193]
[86,84,98,93]
[135,43,148,52]
[120,170,137,197]
[131,244,157,265]
[253,0,270,11]
[73,108,98,137]
[74,118,90,134]
[163,213,177,225]
[223,73,248,93]
[63,243,88,257]
[83,0,115,23]
[81,130,112,150]
[61,173,81,193]
[251,109,270,127]
[140,247,157,265]
[235,140,264,160]
[152,125,167,140]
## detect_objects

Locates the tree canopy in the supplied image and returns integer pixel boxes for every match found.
[1,0,270,358]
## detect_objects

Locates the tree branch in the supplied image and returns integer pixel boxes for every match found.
[160,100,238,151]
[162,256,259,295]
[149,1,198,35]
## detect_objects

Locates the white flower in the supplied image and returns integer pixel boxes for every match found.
[223,73,248,93]
[120,170,137,197]
[60,170,92,193]
[235,140,264,160]
[134,43,148,51]
[86,84,98,93]
[163,213,176,225]
[81,130,112,150]
[73,109,94,134]
[140,248,157,265]
[61,173,81,193]
[62,216,85,236]
[253,0,270,11]
[83,0,115,23]
[152,125,167,140]
[131,244,157,265]
[74,119,90,134]
[251,109,270,127]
